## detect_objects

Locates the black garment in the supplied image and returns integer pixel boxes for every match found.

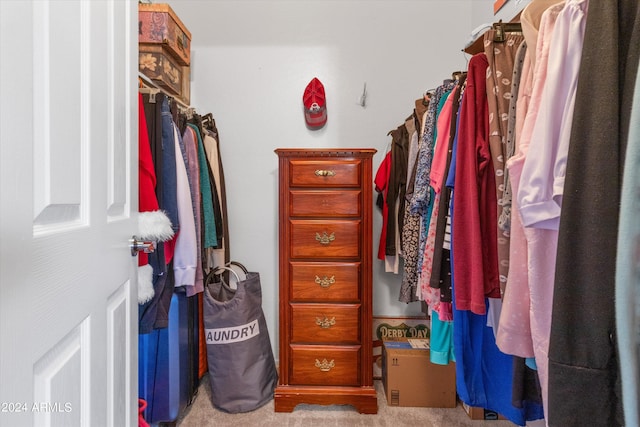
[511,357,542,409]
[154,264,175,330]
[188,115,224,250]
[385,124,409,256]
[138,246,169,333]
[139,93,171,332]
[548,2,640,426]
[433,248,452,303]
[430,77,464,303]
[404,111,424,199]
[204,116,230,264]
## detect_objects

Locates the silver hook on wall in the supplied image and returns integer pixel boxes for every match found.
[358,82,367,108]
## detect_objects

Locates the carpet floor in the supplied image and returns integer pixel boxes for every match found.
[176,375,517,427]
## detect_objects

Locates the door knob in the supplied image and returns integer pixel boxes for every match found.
[129,236,155,256]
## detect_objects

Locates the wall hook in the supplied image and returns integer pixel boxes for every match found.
[358,82,367,108]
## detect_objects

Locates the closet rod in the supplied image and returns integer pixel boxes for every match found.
[138,71,190,110]
[138,71,157,89]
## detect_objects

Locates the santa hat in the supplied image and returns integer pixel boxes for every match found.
[138,93,174,304]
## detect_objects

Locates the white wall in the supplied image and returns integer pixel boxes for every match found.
[169,0,496,358]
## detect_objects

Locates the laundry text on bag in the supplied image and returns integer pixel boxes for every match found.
[206,319,260,344]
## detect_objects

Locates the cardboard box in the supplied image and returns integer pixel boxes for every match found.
[461,401,507,420]
[373,316,429,379]
[382,339,456,408]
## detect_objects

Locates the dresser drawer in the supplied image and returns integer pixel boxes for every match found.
[290,220,360,258]
[289,160,361,187]
[290,262,360,302]
[289,345,361,386]
[291,303,360,344]
[290,190,361,217]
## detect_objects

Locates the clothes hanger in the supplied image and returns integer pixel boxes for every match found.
[422,89,435,106]
[138,72,189,109]
[452,71,468,90]
[463,19,522,54]
[452,71,466,81]
[201,113,216,132]
[139,87,161,104]
[492,20,522,42]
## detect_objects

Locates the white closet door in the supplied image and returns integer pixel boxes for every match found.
[0,1,138,426]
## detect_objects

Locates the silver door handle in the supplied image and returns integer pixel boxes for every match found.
[129,236,155,256]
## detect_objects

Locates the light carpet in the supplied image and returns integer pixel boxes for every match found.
[176,375,516,427]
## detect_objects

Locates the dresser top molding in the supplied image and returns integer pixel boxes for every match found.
[275,148,377,157]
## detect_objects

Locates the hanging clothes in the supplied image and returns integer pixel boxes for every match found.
[418,89,452,285]
[139,93,179,332]
[517,2,588,420]
[374,149,392,261]
[172,124,198,289]
[418,83,465,365]
[430,76,465,321]
[449,53,544,426]
[385,123,410,273]
[202,127,227,271]
[188,122,218,250]
[615,47,640,427]
[159,97,180,265]
[137,92,174,305]
[180,125,205,295]
[548,1,640,425]
[399,108,429,303]
[451,53,500,315]
[410,84,448,216]
[413,83,454,296]
[419,86,457,311]
[483,27,525,296]
[497,0,562,352]
[495,4,566,424]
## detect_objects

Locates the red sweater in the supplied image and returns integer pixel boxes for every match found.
[452,53,500,315]
[374,151,392,261]
[138,93,160,267]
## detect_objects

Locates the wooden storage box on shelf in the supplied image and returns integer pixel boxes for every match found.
[180,65,191,106]
[139,44,183,96]
[138,3,191,66]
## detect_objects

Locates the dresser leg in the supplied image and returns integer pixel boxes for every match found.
[274,385,378,414]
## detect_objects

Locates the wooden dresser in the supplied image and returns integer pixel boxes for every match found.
[274,148,377,414]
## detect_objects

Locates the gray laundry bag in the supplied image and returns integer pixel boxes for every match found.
[203,262,278,413]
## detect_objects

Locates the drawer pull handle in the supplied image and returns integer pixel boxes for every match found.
[315,169,336,177]
[315,231,335,245]
[315,358,335,372]
[315,275,335,288]
[315,316,336,329]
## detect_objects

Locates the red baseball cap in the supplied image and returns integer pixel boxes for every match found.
[303,77,327,129]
